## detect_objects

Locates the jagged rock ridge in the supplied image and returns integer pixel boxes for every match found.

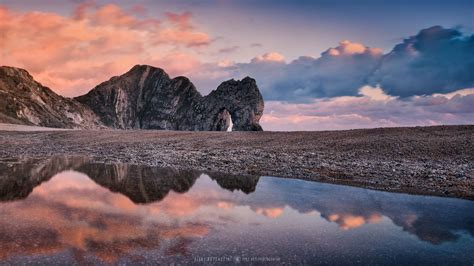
[0,66,102,129]
[75,65,264,131]
[0,65,264,131]
[0,157,261,204]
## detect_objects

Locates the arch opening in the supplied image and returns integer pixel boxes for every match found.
[213,108,231,131]
[227,114,233,132]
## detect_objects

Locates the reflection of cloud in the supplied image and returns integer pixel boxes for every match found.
[254,207,284,218]
[233,177,474,245]
[217,201,235,209]
[1,156,472,264]
[158,193,204,216]
[327,213,382,230]
[391,213,462,245]
[161,224,209,239]
[0,171,210,262]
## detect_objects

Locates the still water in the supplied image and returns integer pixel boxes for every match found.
[0,156,473,265]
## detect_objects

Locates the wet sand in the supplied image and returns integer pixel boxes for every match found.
[0,124,472,199]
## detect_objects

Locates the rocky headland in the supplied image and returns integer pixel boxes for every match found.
[0,65,264,131]
[0,65,472,200]
[0,67,102,129]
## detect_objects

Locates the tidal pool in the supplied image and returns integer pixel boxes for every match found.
[0,157,473,265]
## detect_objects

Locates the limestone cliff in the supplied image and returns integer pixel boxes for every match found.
[0,66,102,128]
[75,65,264,131]
[0,65,264,131]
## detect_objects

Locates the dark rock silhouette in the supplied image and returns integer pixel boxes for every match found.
[78,164,261,203]
[1,156,473,246]
[193,77,264,131]
[0,156,90,201]
[207,172,260,194]
[77,163,201,204]
[75,65,264,131]
[0,156,261,203]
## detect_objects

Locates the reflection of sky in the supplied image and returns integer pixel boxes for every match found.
[0,170,473,264]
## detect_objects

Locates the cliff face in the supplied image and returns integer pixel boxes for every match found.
[0,65,264,131]
[74,65,202,129]
[75,65,264,131]
[0,66,102,129]
[0,156,90,201]
[194,77,264,131]
[0,156,261,204]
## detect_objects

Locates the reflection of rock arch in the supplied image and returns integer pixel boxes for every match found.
[77,163,201,204]
[75,65,264,131]
[207,172,260,194]
[0,156,90,201]
[0,156,261,204]
[79,165,262,203]
[3,156,473,247]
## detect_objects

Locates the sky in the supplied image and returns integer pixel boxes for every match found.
[1,0,473,130]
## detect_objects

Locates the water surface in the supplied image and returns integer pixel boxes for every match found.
[0,157,473,265]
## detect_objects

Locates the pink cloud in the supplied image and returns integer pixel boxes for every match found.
[326,40,383,56]
[251,52,286,63]
[0,4,211,96]
[154,28,210,47]
[254,207,285,218]
[261,87,474,131]
[165,11,193,29]
[327,213,382,230]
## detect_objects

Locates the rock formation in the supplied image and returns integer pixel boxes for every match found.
[0,66,103,129]
[208,172,260,194]
[0,156,90,201]
[75,65,264,131]
[77,163,201,204]
[192,77,264,131]
[0,156,261,203]
[0,65,264,131]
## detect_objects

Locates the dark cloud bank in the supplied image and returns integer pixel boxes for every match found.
[224,26,474,102]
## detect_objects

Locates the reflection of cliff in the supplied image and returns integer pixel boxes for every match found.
[0,157,261,204]
[0,156,89,201]
[0,158,259,263]
[77,163,201,204]
[207,172,260,194]
[0,176,210,262]
[1,157,473,247]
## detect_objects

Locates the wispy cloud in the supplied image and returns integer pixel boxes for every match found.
[261,87,474,131]
[218,45,240,53]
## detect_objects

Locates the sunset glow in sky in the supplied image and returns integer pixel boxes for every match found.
[1,0,473,130]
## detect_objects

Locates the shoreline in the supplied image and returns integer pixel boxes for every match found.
[0,124,473,199]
